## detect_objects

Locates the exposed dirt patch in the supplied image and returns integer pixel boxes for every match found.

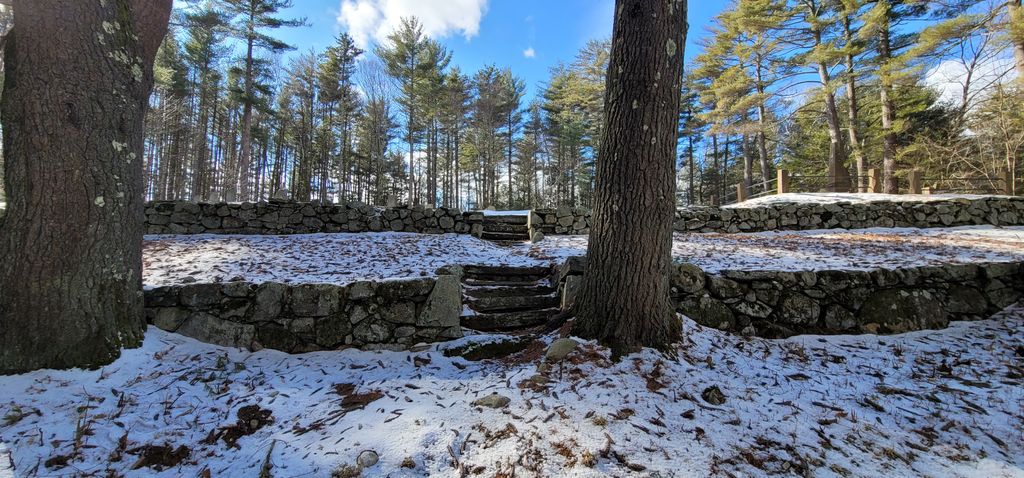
[334,383,385,411]
[205,405,274,449]
[128,443,191,470]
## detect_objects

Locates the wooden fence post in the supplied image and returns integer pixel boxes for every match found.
[1003,170,1015,196]
[777,170,790,195]
[868,168,882,193]
[736,183,748,203]
[908,170,922,195]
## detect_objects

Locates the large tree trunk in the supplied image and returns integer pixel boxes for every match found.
[843,14,867,192]
[811,23,851,193]
[0,0,170,374]
[878,19,898,194]
[237,29,255,202]
[572,0,687,356]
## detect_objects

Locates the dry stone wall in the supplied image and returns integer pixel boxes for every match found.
[671,261,1024,337]
[530,208,592,235]
[145,199,475,235]
[144,197,1024,236]
[144,272,463,352]
[673,197,1024,233]
[558,257,1024,337]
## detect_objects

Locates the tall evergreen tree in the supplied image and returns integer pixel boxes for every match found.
[182,6,229,200]
[318,33,363,201]
[376,17,451,205]
[218,0,304,201]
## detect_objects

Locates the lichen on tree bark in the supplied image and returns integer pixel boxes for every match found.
[571,0,688,357]
[0,0,171,374]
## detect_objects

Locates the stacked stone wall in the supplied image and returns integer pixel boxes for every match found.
[145,200,475,235]
[672,261,1024,337]
[144,197,1024,236]
[558,258,1024,337]
[673,197,1024,233]
[144,273,463,352]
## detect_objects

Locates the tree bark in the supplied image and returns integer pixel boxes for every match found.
[572,0,686,356]
[236,19,255,202]
[843,14,867,192]
[878,17,898,194]
[0,0,171,374]
[811,27,851,193]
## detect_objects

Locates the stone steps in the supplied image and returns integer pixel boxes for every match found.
[461,308,560,331]
[478,223,529,234]
[464,265,551,276]
[479,231,530,242]
[472,214,531,242]
[460,264,559,332]
[463,278,547,287]
[462,284,558,298]
[480,215,529,225]
[466,294,559,313]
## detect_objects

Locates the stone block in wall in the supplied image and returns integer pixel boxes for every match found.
[417,275,461,328]
[672,263,705,294]
[353,321,394,343]
[181,284,221,307]
[775,293,820,325]
[152,307,189,331]
[289,284,343,317]
[858,289,948,333]
[177,312,256,348]
[560,275,583,310]
[678,295,735,330]
[944,286,988,315]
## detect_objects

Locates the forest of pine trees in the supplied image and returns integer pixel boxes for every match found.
[130,0,1023,209]
[686,0,1023,204]
[141,1,609,210]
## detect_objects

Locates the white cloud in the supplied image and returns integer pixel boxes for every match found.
[523,47,536,59]
[338,0,489,49]
[923,57,1018,108]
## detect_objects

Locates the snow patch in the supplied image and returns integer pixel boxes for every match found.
[1,306,1022,476]
[527,226,1024,273]
[726,192,1009,208]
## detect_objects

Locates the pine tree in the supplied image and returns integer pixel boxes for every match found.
[319,33,363,201]
[218,0,304,201]
[498,69,525,207]
[182,6,229,200]
[150,31,192,200]
[796,0,853,191]
[440,68,472,207]
[376,17,451,205]
[1011,0,1024,83]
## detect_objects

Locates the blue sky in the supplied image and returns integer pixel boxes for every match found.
[246,0,727,102]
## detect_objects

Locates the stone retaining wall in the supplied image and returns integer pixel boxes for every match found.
[671,261,1024,337]
[145,200,477,235]
[673,197,1024,233]
[144,197,1024,236]
[558,258,1024,337]
[144,273,463,352]
[530,208,592,235]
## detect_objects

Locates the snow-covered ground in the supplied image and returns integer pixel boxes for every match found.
[726,192,1009,208]
[1,305,1022,477]
[143,227,1024,287]
[143,232,548,288]
[528,226,1024,273]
